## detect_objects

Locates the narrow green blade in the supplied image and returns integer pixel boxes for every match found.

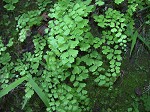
[130,31,138,56]
[22,97,28,109]
[138,35,150,51]
[27,76,49,107]
[0,76,27,98]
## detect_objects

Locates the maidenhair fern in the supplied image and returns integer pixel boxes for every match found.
[16,10,42,42]
[0,37,13,89]
[3,0,19,10]
[44,1,95,111]
[0,0,149,112]
[94,8,127,87]
[0,37,6,55]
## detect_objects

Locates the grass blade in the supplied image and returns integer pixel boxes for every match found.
[130,31,138,55]
[0,76,27,98]
[27,76,49,107]
[22,97,28,109]
[138,35,150,51]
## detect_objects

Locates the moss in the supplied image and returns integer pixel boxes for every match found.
[87,50,150,111]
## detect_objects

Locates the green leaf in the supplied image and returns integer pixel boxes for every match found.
[68,57,74,63]
[116,62,121,66]
[96,0,104,6]
[98,22,105,28]
[77,87,82,93]
[90,51,99,58]
[94,77,100,83]
[106,73,111,77]
[76,8,84,15]
[59,44,68,52]
[98,80,106,86]
[119,18,125,22]
[114,50,122,54]
[110,22,115,27]
[73,4,80,10]
[89,65,97,72]
[115,0,124,5]
[116,55,122,61]
[110,59,115,65]
[82,90,87,94]
[67,93,73,99]
[4,4,15,10]
[95,61,103,67]
[116,68,120,73]
[0,53,11,64]
[116,32,122,37]
[110,68,115,72]
[73,81,79,87]
[76,75,84,81]
[80,83,86,88]
[115,66,120,71]
[69,40,79,48]
[112,73,117,77]
[25,89,34,98]
[63,15,72,24]
[61,52,69,59]
[111,28,117,33]
[99,75,106,80]
[80,43,90,51]
[74,16,83,22]
[77,20,88,28]
[68,49,78,57]
[72,66,81,74]
[54,93,58,98]
[114,45,119,49]
[102,49,109,55]
[107,53,113,60]
[86,5,94,13]
[6,38,14,47]
[0,76,27,98]
[57,36,65,44]
[82,73,89,79]
[70,75,75,82]
[63,29,70,35]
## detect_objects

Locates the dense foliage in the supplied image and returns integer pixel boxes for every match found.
[0,0,150,112]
